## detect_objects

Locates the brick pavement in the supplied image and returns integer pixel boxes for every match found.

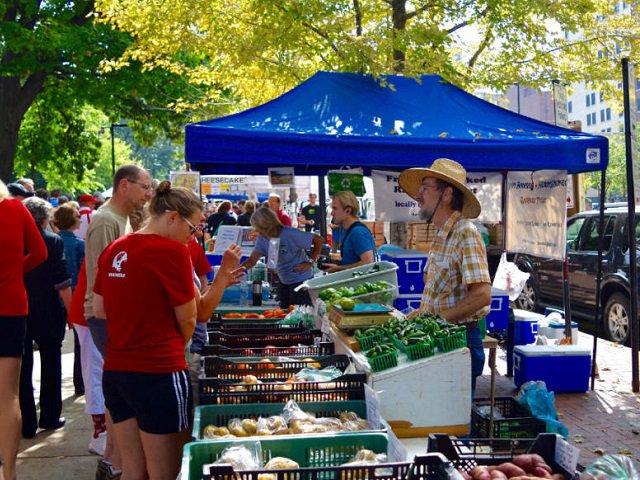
[476,331,640,467]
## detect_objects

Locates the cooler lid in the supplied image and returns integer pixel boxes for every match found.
[548,321,578,329]
[513,309,545,321]
[491,287,508,296]
[380,249,429,258]
[514,345,591,356]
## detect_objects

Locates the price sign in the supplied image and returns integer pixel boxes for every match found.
[554,435,580,475]
[387,428,408,462]
[364,383,381,430]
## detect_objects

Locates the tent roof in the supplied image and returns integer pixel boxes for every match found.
[186,71,608,175]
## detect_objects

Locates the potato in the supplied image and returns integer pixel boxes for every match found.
[258,474,276,480]
[215,426,231,436]
[512,454,552,475]
[470,466,491,480]
[489,471,507,480]
[241,418,257,435]
[242,375,260,385]
[202,425,217,439]
[265,457,299,470]
[494,462,526,477]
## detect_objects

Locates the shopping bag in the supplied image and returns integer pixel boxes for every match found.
[492,252,530,301]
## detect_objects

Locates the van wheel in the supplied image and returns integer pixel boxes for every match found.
[604,293,631,345]
[514,277,538,311]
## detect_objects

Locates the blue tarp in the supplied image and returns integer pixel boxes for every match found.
[186,71,608,175]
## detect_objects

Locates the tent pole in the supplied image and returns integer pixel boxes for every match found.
[318,175,328,241]
[622,58,639,392]
[591,169,606,390]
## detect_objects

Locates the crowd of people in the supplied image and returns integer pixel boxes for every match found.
[0,157,494,480]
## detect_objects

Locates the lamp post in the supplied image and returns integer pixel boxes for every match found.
[110,123,128,176]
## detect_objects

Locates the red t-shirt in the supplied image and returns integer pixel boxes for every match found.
[94,233,195,373]
[277,209,292,227]
[188,238,210,278]
[0,198,48,316]
[69,259,88,327]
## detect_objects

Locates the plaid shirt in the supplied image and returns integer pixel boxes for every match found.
[419,211,491,321]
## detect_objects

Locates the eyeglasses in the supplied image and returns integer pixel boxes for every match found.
[182,216,203,235]
[126,178,153,191]
[417,183,440,194]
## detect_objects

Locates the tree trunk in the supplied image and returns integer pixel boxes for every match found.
[0,75,47,181]
[391,0,407,73]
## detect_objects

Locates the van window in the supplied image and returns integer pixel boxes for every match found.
[578,215,615,251]
[566,217,586,251]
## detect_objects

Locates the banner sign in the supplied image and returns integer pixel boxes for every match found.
[170,171,200,196]
[506,170,568,260]
[200,175,245,196]
[328,168,365,196]
[372,170,502,223]
[268,167,295,187]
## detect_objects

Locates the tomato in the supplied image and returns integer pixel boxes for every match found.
[263,345,279,355]
[245,313,260,318]
[263,311,274,318]
[288,305,295,312]
[272,308,284,316]
[277,313,288,318]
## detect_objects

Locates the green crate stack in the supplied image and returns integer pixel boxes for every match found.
[367,350,398,372]
[355,331,385,351]
[435,328,467,353]
[405,338,435,361]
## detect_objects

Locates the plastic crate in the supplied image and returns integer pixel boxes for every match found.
[202,354,351,381]
[207,330,323,348]
[355,331,385,351]
[180,433,393,480]
[350,286,397,305]
[193,400,373,440]
[201,341,335,358]
[367,350,398,372]
[427,433,579,479]
[298,261,399,303]
[199,373,367,405]
[405,338,435,361]
[435,329,467,353]
[471,397,547,439]
[206,322,307,333]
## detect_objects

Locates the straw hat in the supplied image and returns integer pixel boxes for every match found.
[398,158,481,219]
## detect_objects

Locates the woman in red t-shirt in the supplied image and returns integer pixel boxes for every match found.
[0,180,47,480]
[93,182,241,480]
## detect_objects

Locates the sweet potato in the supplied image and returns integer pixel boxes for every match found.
[493,462,526,477]
[470,466,491,480]
[489,470,508,479]
[512,454,552,475]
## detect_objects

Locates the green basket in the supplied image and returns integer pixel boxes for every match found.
[435,329,467,353]
[388,334,406,352]
[355,332,385,351]
[405,338,435,361]
[193,400,369,441]
[180,432,389,480]
[367,350,398,372]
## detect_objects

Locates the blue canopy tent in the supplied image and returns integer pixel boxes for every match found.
[186,71,608,175]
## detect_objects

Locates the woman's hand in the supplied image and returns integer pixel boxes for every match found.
[217,244,244,287]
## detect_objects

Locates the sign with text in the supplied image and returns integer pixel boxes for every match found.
[372,169,502,223]
[268,167,295,188]
[201,175,246,196]
[553,81,569,127]
[213,226,256,256]
[506,171,568,260]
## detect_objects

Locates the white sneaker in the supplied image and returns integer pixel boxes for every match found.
[88,431,107,456]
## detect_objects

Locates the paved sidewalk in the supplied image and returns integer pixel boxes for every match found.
[15,329,640,478]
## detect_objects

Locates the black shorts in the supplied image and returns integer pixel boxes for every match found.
[0,316,27,357]
[103,370,193,434]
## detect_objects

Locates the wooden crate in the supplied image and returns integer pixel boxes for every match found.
[487,223,504,247]
[362,221,385,234]
[408,222,437,244]
[409,240,432,252]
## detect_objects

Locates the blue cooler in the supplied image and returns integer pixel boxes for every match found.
[393,294,422,312]
[379,249,428,295]
[514,345,591,392]
[513,310,542,345]
[486,288,509,331]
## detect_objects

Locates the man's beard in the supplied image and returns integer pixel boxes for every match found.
[419,207,435,222]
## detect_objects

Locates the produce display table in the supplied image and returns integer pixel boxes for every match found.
[329,326,472,437]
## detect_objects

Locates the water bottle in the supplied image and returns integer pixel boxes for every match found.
[240,280,249,306]
[253,259,267,283]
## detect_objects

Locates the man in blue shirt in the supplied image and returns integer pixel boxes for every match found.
[323,191,375,273]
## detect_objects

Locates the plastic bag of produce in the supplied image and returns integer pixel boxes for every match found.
[515,381,569,438]
[278,305,314,328]
[493,252,530,301]
[295,365,343,382]
[580,454,640,480]
[211,440,263,470]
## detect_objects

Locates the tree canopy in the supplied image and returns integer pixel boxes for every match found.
[94,0,640,115]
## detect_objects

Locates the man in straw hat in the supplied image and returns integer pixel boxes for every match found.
[399,158,491,395]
